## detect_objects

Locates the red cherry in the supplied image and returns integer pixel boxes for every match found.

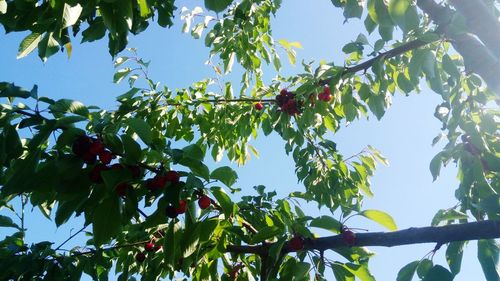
[280,89,288,96]
[99,150,113,164]
[135,252,146,263]
[322,93,332,102]
[288,235,304,251]
[128,165,142,179]
[82,151,97,165]
[342,230,356,246]
[164,171,180,184]
[154,245,162,252]
[323,86,331,96]
[146,176,166,191]
[114,182,129,197]
[255,102,264,110]
[72,135,92,157]
[145,242,155,252]
[176,199,187,214]
[165,205,178,218]
[88,140,105,155]
[89,164,109,183]
[198,195,211,209]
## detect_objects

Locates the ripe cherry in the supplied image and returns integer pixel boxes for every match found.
[288,235,304,251]
[88,140,105,155]
[72,135,92,157]
[82,152,97,165]
[99,150,113,164]
[198,195,211,209]
[114,182,130,197]
[176,199,187,214]
[135,252,146,263]
[165,205,178,219]
[153,244,162,252]
[89,164,109,183]
[164,170,180,184]
[280,89,288,96]
[128,165,142,179]
[342,230,356,246]
[145,242,155,252]
[146,176,166,191]
[255,102,264,111]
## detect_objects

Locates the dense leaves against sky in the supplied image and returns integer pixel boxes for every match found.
[0,0,499,281]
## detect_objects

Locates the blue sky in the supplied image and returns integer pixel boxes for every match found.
[0,0,487,280]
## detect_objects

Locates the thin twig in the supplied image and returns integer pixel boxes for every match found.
[54,225,88,251]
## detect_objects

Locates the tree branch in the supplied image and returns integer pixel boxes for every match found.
[417,0,500,93]
[343,39,432,74]
[307,220,500,250]
[225,220,500,256]
[450,0,500,61]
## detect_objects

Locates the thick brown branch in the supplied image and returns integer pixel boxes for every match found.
[225,220,500,255]
[450,0,500,61]
[417,0,500,93]
[307,220,500,250]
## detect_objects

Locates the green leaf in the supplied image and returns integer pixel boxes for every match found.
[113,68,132,84]
[0,82,33,98]
[182,144,205,162]
[0,0,6,14]
[126,117,152,145]
[210,166,238,187]
[344,0,363,19]
[367,94,386,120]
[446,241,465,275]
[417,259,433,278]
[179,158,210,180]
[344,262,376,281]
[442,54,461,78]
[204,0,232,12]
[422,265,454,281]
[388,0,409,29]
[92,196,121,246]
[49,99,89,117]
[478,240,500,281]
[396,260,419,281]
[62,3,83,28]
[431,209,468,226]
[429,152,443,181]
[210,186,236,217]
[136,0,151,17]
[17,32,43,59]
[81,18,106,43]
[38,32,60,62]
[252,226,282,244]
[121,134,142,163]
[0,215,19,229]
[396,73,414,94]
[310,216,342,233]
[332,262,355,281]
[359,209,397,230]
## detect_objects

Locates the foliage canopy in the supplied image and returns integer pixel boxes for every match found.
[0,0,498,280]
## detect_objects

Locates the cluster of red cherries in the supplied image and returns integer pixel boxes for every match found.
[72,135,141,195]
[135,238,163,263]
[253,86,333,115]
[71,135,213,216]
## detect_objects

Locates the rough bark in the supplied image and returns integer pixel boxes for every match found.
[225,220,500,255]
[417,0,500,93]
[450,0,500,61]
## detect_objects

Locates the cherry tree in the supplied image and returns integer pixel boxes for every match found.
[0,0,498,280]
